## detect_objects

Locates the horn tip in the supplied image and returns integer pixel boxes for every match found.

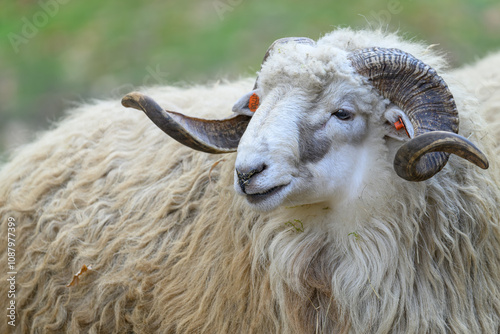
[121,92,144,110]
[478,158,489,170]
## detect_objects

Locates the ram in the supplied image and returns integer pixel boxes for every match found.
[1,28,499,333]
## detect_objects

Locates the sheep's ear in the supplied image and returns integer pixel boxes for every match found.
[232,90,260,116]
[383,105,415,141]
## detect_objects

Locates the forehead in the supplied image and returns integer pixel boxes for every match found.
[257,43,379,117]
[257,42,361,93]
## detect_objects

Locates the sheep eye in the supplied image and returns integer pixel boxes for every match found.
[332,109,353,121]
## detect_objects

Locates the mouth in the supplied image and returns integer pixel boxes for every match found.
[245,184,288,205]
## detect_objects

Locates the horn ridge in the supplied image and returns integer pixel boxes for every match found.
[348,47,489,181]
[394,131,489,181]
[349,47,459,138]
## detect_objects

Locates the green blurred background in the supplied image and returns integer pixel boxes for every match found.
[1,0,499,160]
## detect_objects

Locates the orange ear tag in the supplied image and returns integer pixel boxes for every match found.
[394,118,404,130]
[248,93,260,112]
[394,117,410,138]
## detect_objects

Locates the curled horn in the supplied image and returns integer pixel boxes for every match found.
[122,38,314,154]
[348,47,489,181]
[122,92,250,153]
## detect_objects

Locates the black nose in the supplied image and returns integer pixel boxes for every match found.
[236,164,266,193]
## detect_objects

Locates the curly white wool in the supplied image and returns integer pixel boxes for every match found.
[0,28,499,333]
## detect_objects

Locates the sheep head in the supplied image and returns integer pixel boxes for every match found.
[122,36,489,211]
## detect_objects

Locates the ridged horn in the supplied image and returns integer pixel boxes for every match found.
[394,131,489,179]
[348,47,489,181]
[122,92,251,154]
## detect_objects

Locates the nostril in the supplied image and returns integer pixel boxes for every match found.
[236,163,266,193]
[236,164,266,181]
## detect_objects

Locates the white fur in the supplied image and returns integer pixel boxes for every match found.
[1,28,499,334]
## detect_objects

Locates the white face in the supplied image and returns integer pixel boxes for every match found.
[234,82,381,211]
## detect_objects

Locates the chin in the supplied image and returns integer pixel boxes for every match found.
[238,183,291,211]
[244,192,286,212]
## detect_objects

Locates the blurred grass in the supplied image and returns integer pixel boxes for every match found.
[1,0,499,159]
